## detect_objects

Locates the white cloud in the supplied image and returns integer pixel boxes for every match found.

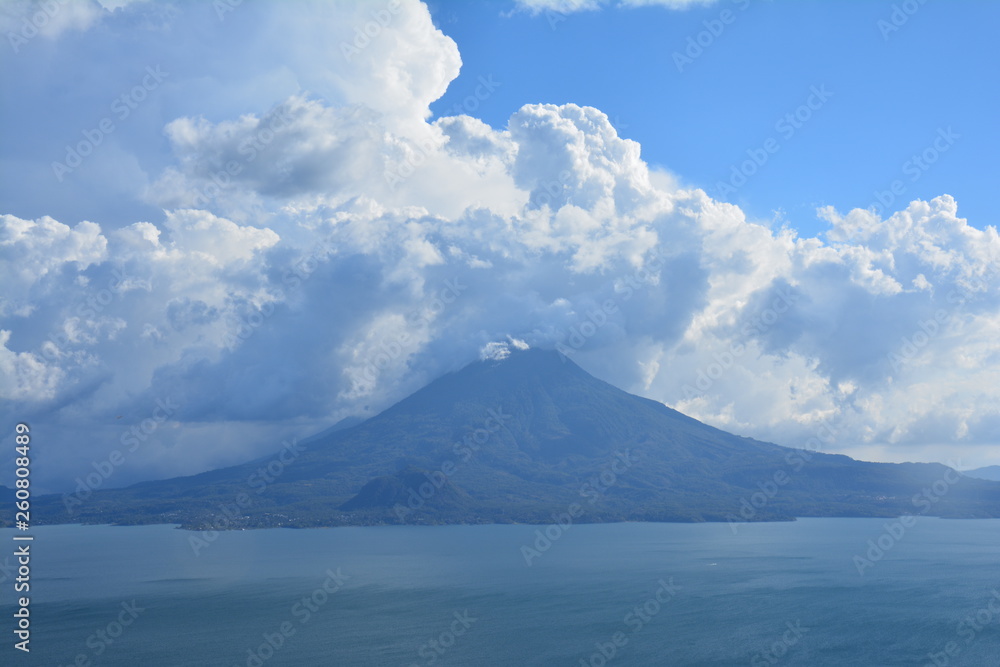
[514,0,605,13]
[2,0,998,493]
[95,0,148,10]
[0,329,64,400]
[0,0,105,43]
[0,215,108,317]
[620,0,718,8]
[513,0,717,14]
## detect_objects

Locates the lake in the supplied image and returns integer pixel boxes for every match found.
[2,518,998,666]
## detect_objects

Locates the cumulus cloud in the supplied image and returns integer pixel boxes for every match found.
[0,215,108,317]
[513,0,717,15]
[0,330,64,400]
[0,0,106,44]
[1,0,998,493]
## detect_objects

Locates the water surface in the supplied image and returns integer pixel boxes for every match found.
[2,518,998,666]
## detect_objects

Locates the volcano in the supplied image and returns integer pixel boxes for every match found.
[29,348,1000,528]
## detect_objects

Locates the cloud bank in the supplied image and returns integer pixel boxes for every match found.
[1,0,997,492]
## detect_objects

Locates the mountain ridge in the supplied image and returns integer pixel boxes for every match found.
[964,465,1000,482]
[20,348,1000,529]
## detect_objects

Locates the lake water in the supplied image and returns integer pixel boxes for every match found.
[2,518,999,666]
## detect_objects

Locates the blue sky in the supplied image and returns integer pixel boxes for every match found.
[431,0,997,237]
[2,0,995,236]
[1,0,998,492]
